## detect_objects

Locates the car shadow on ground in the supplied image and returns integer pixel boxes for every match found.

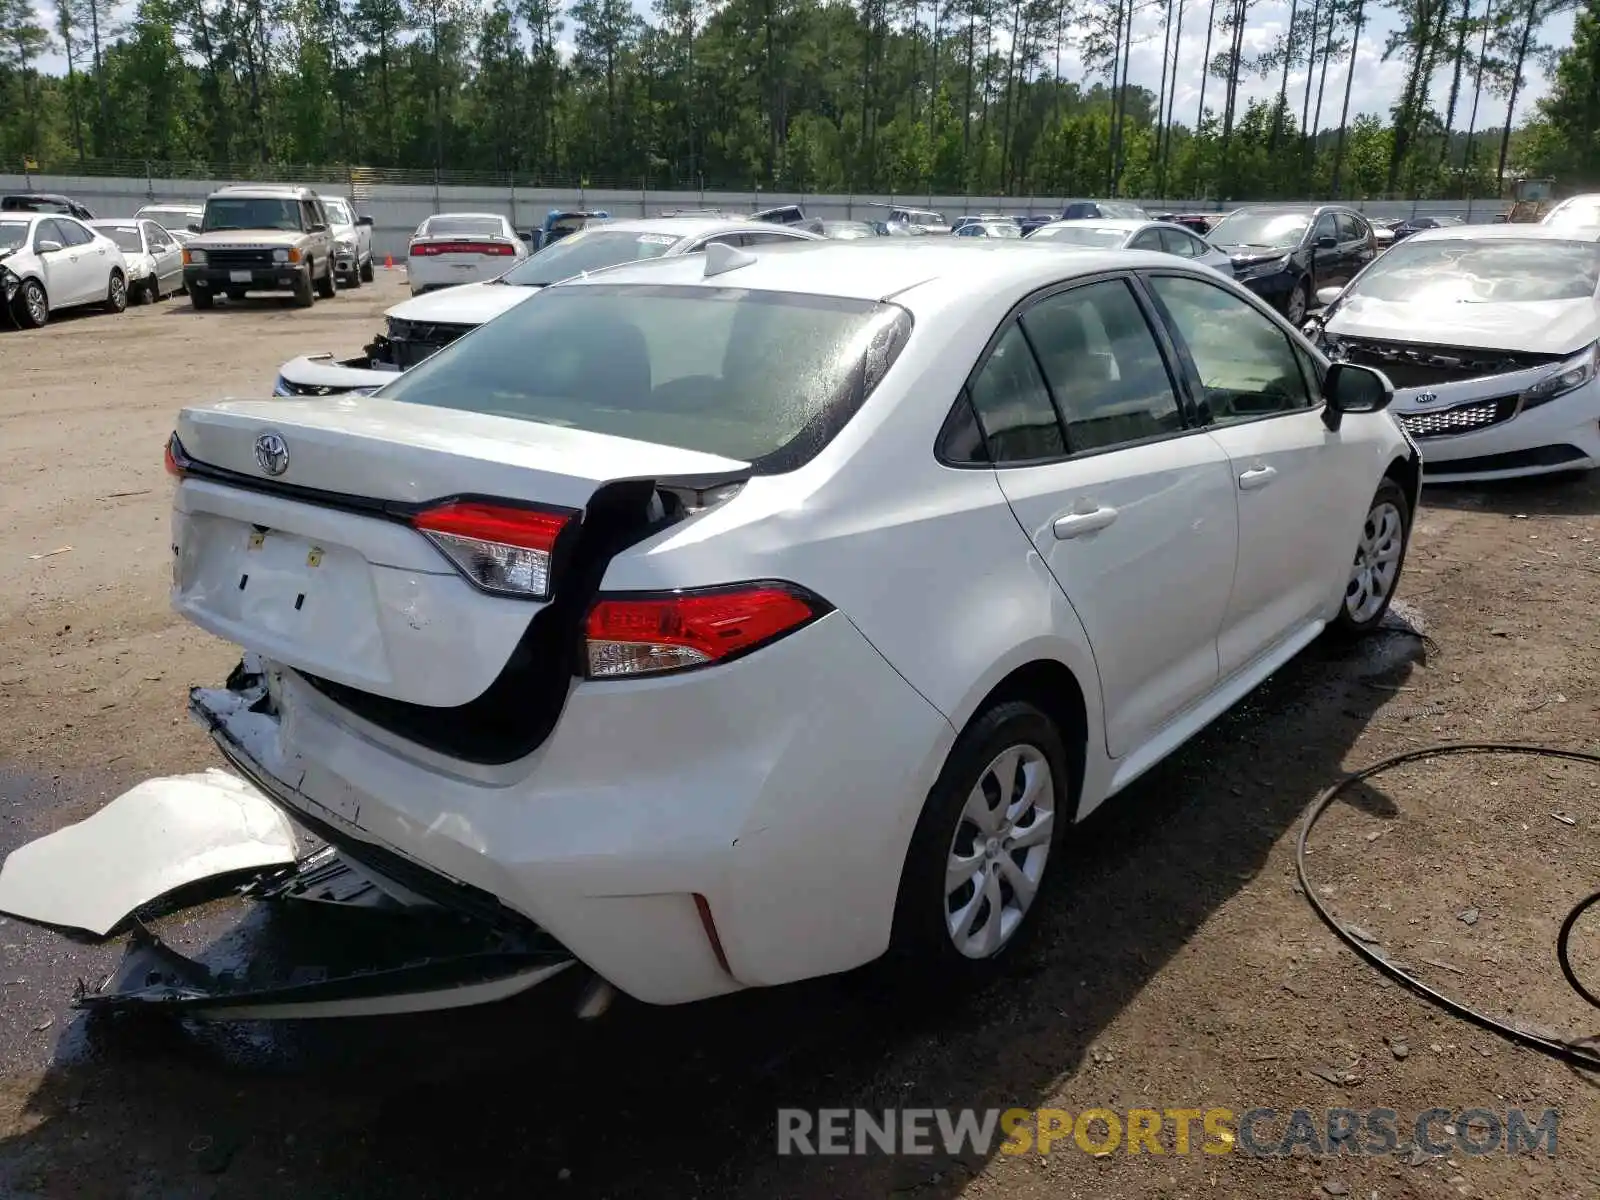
[0,627,1420,1200]
[1421,470,1600,518]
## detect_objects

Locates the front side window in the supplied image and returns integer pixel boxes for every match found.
[377,284,911,470]
[325,199,354,225]
[56,218,93,247]
[1021,279,1183,452]
[34,219,65,250]
[1312,213,1338,243]
[965,324,1065,463]
[1129,229,1164,251]
[1150,274,1313,423]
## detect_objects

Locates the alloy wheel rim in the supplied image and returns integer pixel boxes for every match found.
[1346,500,1404,623]
[1287,286,1307,325]
[111,276,125,307]
[944,744,1055,959]
[25,284,45,324]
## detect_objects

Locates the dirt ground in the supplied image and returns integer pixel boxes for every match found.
[1,277,1598,1199]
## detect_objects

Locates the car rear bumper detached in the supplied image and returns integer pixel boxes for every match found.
[187,265,302,294]
[1401,382,1600,483]
[187,611,952,1007]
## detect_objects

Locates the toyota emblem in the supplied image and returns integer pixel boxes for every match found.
[254,431,290,476]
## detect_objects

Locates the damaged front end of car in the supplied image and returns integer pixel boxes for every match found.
[0,656,587,1020]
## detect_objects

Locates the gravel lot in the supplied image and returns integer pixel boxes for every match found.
[2,278,1598,1199]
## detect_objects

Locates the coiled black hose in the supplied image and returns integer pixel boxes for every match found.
[1296,742,1600,1071]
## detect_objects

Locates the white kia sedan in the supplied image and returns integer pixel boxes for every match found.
[1305,225,1600,482]
[0,212,130,328]
[2,242,1419,1015]
[1028,218,1235,277]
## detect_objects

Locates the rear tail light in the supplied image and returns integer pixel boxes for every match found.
[164,432,189,477]
[584,583,830,679]
[409,500,575,599]
[409,241,513,256]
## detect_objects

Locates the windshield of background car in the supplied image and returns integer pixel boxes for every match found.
[497,229,682,286]
[376,284,913,467]
[99,226,144,253]
[426,216,503,237]
[325,200,354,225]
[0,221,29,252]
[202,197,301,232]
[1209,210,1312,249]
[1546,199,1600,230]
[1029,225,1128,247]
[1343,238,1600,304]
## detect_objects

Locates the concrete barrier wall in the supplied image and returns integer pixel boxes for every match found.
[1,173,1512,260]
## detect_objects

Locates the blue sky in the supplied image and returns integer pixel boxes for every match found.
[29,0,1575,135]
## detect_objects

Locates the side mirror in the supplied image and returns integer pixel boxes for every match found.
[357,215,374,227]
[1315,234,1338,250]
[1321,362,1394,431]
[37,240,62,254]
[187,222,201,233]
[1315,286,1342,307]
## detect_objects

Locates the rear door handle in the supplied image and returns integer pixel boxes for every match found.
[1052,506,1119,539]
[1237,465,1278,491]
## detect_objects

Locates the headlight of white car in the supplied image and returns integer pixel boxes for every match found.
[1521,343,1599,409]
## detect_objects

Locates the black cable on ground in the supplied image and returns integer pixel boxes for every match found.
[1296,742,1600,1072]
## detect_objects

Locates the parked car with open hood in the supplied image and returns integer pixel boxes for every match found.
[183,184,338,309]
[1303,225,1600,482]
[274,216,824,396]
[89,218,184,303]
[1,211,129,328]
[2,192,94,220]
[0,239,1418,1017]
[1205,204,1376,325]
[1028,218,1234,277]
[405,212,528,296]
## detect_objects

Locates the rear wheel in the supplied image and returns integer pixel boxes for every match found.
[292,265,316,308]
[189,289,214,310]
[1284,278,1309,326]
[104,270,128,314]
[890,701,1069,977]
[13,278,48,328]
[1332,478,1411,636]
[130,278,152,305]
[315,261,337,299]
[344,263,362,289]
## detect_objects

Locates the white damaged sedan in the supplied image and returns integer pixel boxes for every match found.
[1,241,1419,1019]
[1305,225,1600,482]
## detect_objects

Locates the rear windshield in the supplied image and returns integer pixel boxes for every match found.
[203,197,301,232]
[0,221,29,252]
[98,225,143,253]
[498,229,683,287]
[376,284,913,469]
[1345,237,1600,303]
[425,216,502,237]
[1030,225,1128,247]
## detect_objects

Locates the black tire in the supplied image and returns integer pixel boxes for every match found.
[1330,477,1411,637]
[189,289,214,311]
[315,261,337,299]
[12,278,48,328]
[359,257,375,283]
[130,278,152,306]
[889,700,1072,978]
[1283,278,1310,325]
[344,264,362,289]
[103,270,128,314]
[292,265,316,308]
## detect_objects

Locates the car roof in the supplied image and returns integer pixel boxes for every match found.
[210,184,318,199]
[557,239,1191,304]
[1224,203,1353,216]
[1402,224,1600,244]
[424,211,505,221]
[1039,218,1145,233]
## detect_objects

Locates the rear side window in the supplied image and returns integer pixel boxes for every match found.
[1336,213,1366,241]
[965,325,1065,462]
[378,284,912,471]
[1159,227,1201,257]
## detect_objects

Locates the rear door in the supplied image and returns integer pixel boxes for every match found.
[145,221,182,290]
[34,219,89,305]
[1144,271,1370,677]
[974,275,1239,758]
[1337,212,1375,277]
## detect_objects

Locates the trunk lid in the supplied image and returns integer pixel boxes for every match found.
[171,397,749,709]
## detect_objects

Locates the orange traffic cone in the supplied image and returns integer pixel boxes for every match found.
[384,254,394,269]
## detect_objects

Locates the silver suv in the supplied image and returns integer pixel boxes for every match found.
[184,185,338,309]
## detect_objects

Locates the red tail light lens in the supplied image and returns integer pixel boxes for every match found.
[584,583,830,679]
[164,432,188,477]
[409,501,574,599]
[410,241,512,256]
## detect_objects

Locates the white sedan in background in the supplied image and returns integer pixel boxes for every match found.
[1028,218,1235,277]
[89,218,185,303]
[1305,225,1600,482]
[0,212,129,328]
[0,241,1420,1018]
[406,212,528,295]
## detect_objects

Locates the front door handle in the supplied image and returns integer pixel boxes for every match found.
[1238,465,1278,491]
[1052,505,1119,539]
